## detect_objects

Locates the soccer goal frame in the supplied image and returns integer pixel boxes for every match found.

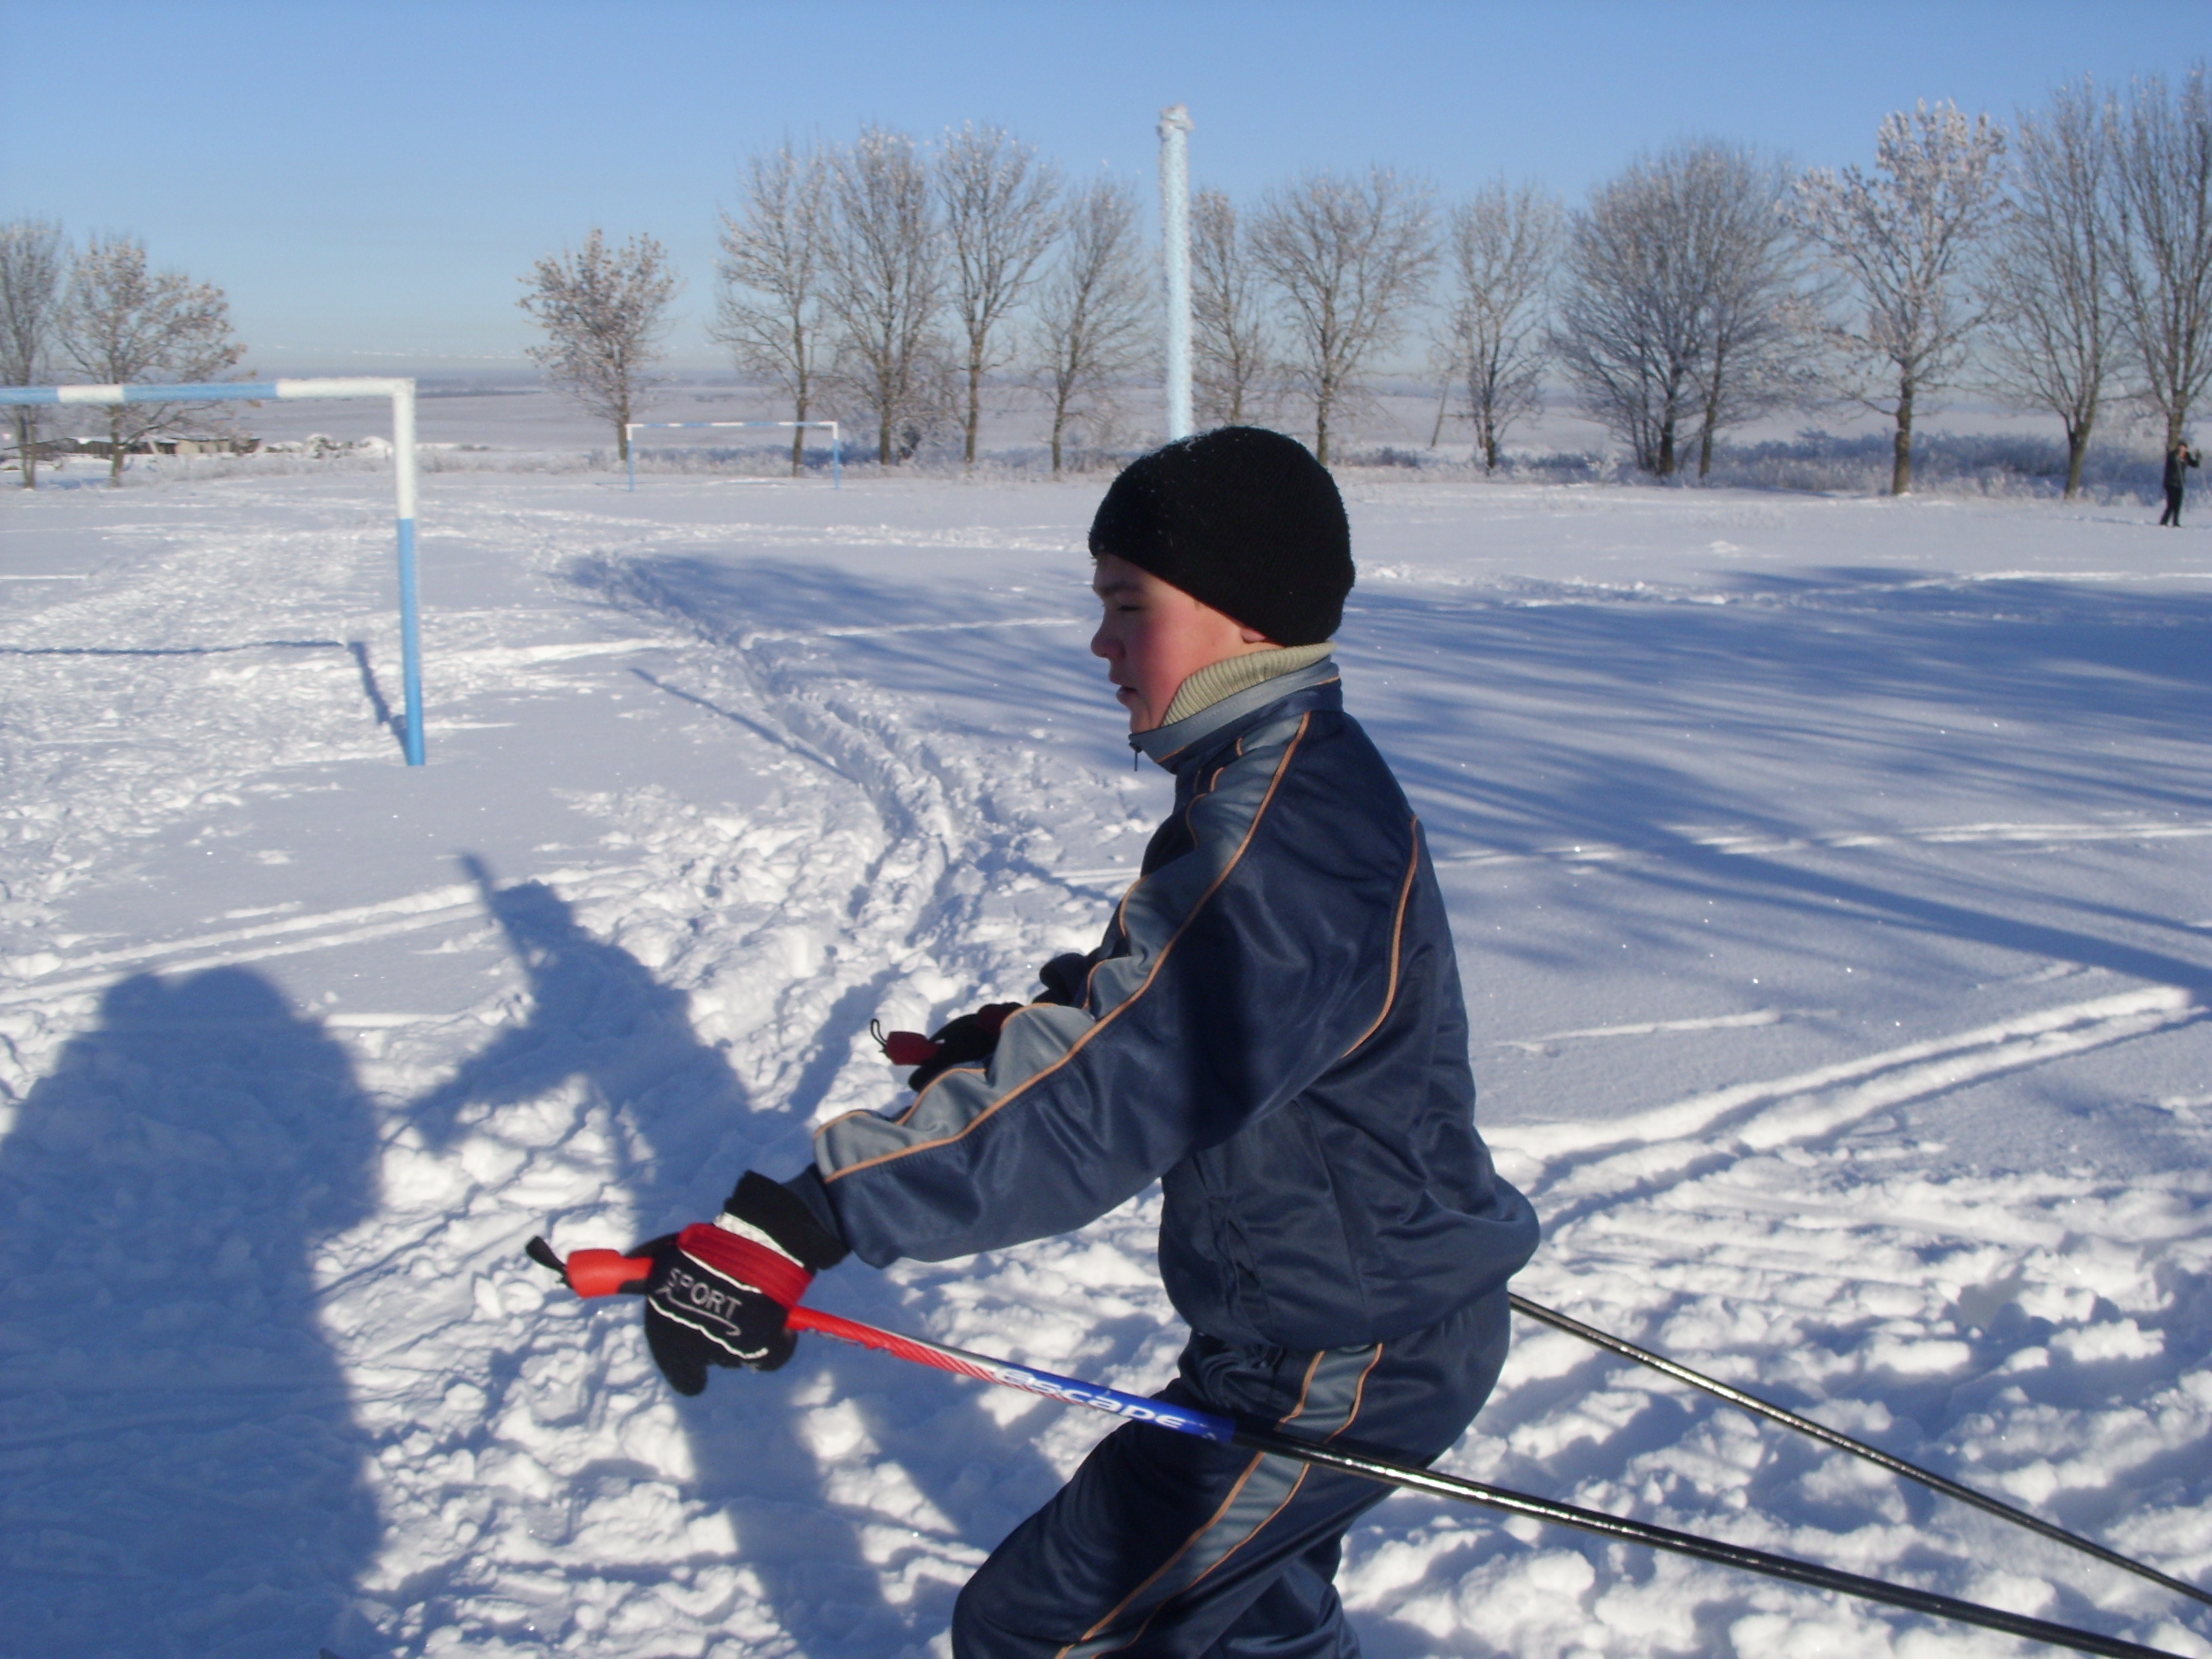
[623,419,841,492]
[0,376,428,764]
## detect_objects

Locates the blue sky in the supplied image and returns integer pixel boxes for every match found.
[2,0,2202,371]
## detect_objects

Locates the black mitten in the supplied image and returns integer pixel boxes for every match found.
[1036,951,1099,1006]
[874,1003,1021,1090]
[641,1172,848,1395]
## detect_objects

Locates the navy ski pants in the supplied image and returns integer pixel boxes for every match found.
[951,1289,1511,1658]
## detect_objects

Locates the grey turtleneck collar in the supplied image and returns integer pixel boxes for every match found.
[1129,655,1341,766]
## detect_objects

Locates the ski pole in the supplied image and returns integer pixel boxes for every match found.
[1509,1293,2212,1609]
[527,1239,2188,1659]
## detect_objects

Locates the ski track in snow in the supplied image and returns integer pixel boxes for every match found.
[1,469,2209,1659]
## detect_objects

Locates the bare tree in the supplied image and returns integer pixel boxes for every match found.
[939,123,1060,466]
[714,144,828,475]
[821,125,946,466]
[2106,64,2212,453]
[58,234,246,487]
[518,228,680,464]
[1251,169,1435,464]
[1982,80,2116,498]
[1556,142,1810,480]
[1189,188,1272,427]
[1437,179,1559,470]
[1,219,68,487]
[1796,102,2009,494]
[1683,144,1809,478]
[1553,151,1711,476]
[1033,176,1151,474]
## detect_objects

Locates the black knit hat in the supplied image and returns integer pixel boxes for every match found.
[1088,427,1353,645]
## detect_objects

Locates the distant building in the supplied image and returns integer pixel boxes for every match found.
[7,434,261,462]
[161,434,261,457]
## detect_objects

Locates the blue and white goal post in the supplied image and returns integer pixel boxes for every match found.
[624,418,841,492]
[0,376,429,766]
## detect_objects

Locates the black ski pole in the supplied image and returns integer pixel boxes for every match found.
[531,1240,2194,1659]
[1510,1293,2211,1608]
[1230,1420,2188,1659]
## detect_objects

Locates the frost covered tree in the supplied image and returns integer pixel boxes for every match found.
[1252,169,1435,464]
[1982,81,2116,499]
[1556,142,1807,480]
[518,228,680,466]
[59,234,245,487]
[1437,180,1559,471]
[1,218,68,488]
[1796,102,2008,494]
[714,145,828,476]
[822,125,946,466]
[1033,176,1151,474]
[1553,150,1712,476]
[1681,144,1808,478]
[939,123,1060,466]
[2106,65,2212,453]
[1189,188,1272,427]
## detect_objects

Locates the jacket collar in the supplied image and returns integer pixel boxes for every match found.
[1128,657,1342,772]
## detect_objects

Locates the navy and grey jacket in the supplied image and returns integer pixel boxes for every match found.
[791,661,1538,1351]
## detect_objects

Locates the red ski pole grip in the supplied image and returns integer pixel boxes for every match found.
[881,1029,939,1067]
[567,1248,655,1298]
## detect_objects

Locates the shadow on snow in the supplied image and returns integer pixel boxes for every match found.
[405,858,1071,1656]
[0,968,384,1658]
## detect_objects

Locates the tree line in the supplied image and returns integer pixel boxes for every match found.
[525,124,1442,472]
[8,66,2207,494]
[521,124,1161,474]
[528,67,2208,493]
[1361,70,2208,497]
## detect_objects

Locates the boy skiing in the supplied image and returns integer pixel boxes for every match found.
[638,427,1539,1657]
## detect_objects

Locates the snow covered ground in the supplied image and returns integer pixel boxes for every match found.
[1,458,2208,1659]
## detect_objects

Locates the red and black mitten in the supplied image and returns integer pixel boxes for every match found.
[641,1172,848,1395]
[874,1003,1021,1090]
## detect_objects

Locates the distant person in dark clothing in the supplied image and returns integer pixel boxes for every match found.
[2160,440,2200,526]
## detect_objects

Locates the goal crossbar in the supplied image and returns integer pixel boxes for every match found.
[623,419,841,492]
[1,377,427,764]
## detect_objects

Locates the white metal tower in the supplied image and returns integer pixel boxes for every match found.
[1158,104,1194,441]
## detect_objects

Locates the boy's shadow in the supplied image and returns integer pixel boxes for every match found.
[415,857,1070,1655]
[0,967,382,1658]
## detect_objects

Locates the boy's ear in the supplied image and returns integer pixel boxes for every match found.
[1237,623,1272,644]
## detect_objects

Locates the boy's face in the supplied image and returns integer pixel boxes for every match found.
[1090,553,1273,733]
